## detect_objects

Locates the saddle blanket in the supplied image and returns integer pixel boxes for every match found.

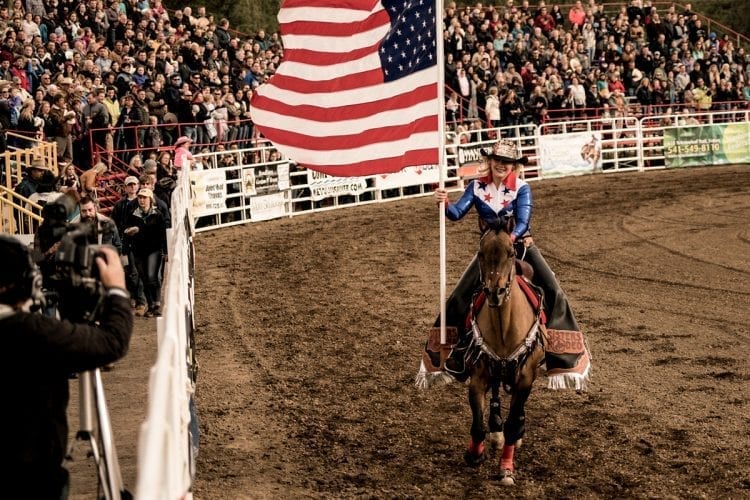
[544,329,591,391]
[415,279,591,390]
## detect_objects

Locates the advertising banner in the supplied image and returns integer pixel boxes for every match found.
[242,162,291,197]
[663,123,750,167]
[248,191,288,221]
[190,169,227,217]
[456,143,485,179]
[538,132,602,176]
[373,165,440,190]
[307,170,368,201]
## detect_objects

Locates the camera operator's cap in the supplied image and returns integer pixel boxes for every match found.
[480,139,528,164]
[29,158,50,170]
[137,187,153,199]
[124,175,139,185]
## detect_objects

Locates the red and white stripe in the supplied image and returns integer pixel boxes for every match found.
[250,0,439,177]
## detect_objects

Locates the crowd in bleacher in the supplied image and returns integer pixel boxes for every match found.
[0,0,281,175]
[441,0,750,136]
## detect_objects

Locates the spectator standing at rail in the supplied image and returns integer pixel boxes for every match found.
[111,175,148,316]
[123,186,167,317]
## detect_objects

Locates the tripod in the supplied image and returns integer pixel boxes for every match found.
[66,368,131,500]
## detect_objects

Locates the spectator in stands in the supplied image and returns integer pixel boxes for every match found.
[173,135,195,170]
[13,97,41,148]
[123,186,167,317]
[485,86,501,127]
[568,1,586,31]
[79,162,108,203]
[692,77,712,111]
[500,88,524,127]
[114,93,142,162]
[47,93,75,163]
[83,88,111,165]
[14,157,56,198]
[57,162,81,193]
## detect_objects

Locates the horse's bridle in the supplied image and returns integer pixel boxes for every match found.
[479,230,515,308]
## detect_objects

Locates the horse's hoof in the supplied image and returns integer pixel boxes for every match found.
[464,449,487,467]
[499,468,515,486]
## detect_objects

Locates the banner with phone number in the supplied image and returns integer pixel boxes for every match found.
[663,123,750,167]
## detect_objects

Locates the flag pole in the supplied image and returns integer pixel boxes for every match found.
[436,0,447,347]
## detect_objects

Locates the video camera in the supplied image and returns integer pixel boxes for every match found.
[36,194,109,322]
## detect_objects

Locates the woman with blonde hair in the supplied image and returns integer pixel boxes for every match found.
[15,98,41,148]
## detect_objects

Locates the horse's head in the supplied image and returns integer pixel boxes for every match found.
[478,217,515,308]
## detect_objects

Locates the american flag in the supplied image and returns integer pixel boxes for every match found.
[250,0,439,177]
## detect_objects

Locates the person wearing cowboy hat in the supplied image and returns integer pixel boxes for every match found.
[430,139,585,383]
[14,158,57,198]
[123,186,168,317]
[173,135,196,170]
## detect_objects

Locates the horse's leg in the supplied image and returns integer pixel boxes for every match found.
[498,351,542,485]
[465,376,488,466]
[487,383,504,450]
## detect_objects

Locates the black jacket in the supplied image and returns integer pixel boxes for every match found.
[126,205,168,256]
[0,293,133,497]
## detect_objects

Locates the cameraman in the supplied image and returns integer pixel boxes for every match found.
[0,236,133,499]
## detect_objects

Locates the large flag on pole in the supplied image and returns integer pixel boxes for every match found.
[250,0,439,177]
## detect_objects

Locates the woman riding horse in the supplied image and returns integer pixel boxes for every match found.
[432,139,585,386]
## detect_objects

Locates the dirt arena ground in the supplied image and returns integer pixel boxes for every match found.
[69,165,750,498]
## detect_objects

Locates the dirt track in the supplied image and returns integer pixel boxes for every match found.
[70,165,750,498]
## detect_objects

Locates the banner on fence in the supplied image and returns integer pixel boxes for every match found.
[190,169,227,216]
[538,132,601,176]
[249,191,288,221]
[456,143,485,179]
[374,165,440,189]
[663,123,750,167]
[307,170,368,201]
[242,162,291,197]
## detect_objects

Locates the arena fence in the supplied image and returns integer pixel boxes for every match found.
[136,108,750,497]
[185,108,750,233]
[135,170,198,500]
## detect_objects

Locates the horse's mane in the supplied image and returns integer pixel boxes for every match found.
[479,216,512,237]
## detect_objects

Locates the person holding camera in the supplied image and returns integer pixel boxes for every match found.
[0,236,133,499]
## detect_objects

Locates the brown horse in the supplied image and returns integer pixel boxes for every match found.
[463,218,545,485]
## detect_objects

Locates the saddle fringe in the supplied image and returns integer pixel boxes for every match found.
[546,367,591,392]
[414,360,456,390]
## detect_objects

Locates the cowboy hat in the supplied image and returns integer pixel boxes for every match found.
[480,139,528,164]
[174,136,192,147]
[29,158,50,170]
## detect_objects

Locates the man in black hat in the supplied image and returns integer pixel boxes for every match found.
[14,158,57,198]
